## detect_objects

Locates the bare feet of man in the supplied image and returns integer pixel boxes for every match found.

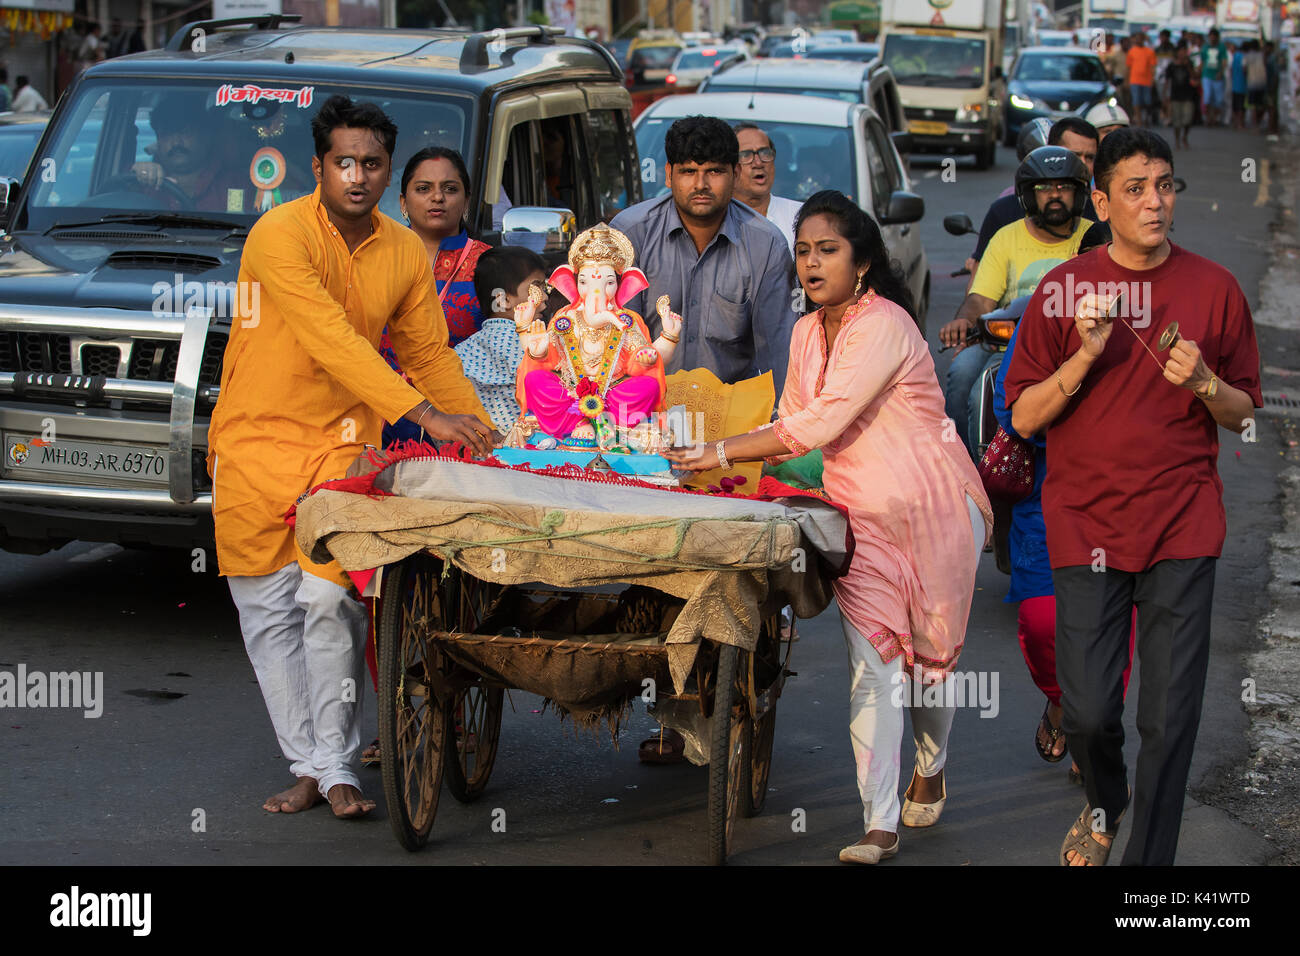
[326,784,376,819]
[263,776,324,813]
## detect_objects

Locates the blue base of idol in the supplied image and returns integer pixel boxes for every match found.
[494,442,672,476]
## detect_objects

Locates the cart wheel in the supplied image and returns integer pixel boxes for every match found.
[444,684,504,802]
[442,569,505,803]
[377,553,452,851]
[707,643,751,865]
[741,614,782,818]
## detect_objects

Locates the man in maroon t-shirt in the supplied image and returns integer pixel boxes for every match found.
[1004,128,1262,866]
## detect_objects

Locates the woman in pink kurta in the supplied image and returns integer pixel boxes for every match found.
[668,191,991,865]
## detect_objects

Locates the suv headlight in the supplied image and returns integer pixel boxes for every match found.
[955,102,985,123]
[1009,93,1035,110]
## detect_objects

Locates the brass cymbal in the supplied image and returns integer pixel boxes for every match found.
[1158,321,1180,351]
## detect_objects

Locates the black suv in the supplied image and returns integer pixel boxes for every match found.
[0,16,641,554]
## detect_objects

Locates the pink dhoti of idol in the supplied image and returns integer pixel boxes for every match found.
[523,368,662,438]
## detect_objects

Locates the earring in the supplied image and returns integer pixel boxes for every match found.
[854,273,864,296]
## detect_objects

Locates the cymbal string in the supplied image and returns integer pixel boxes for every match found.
[1118,317,1166,371]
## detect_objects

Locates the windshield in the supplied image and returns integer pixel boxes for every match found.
[675,49,741,70]
[1015,53,1107,82]
[883,35,987,87]
[19,78,472,232]
[0,125,46,180]
[636,116,855,202]
[631,45,680,68]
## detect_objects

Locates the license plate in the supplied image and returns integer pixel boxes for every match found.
[908,120,949,136]
[4,436,168,483]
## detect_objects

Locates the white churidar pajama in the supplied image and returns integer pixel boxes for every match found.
[841,495,987,834]
[227,563,369,798]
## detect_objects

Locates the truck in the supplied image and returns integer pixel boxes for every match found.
[1125,0,1174,38]
[1082,0,1128,41]
[1217,0,1267,43]
[880,0,1007,170]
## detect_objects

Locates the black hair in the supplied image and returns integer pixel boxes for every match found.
[1049,116,1099,146]
[15,75,28,89]
[0,69,8,83]
[793,190,915,321]
[474,246,548,315]
[664,116,739,166]
[401,146,471,196]
[1094,127,1174,194]
[310,94,398,161]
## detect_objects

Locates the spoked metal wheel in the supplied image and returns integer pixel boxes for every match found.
[377,553,452,851]
[741,613,784,818]
[707,642,751,865]
[442,569,505,803]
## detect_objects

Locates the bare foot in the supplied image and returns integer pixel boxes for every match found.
[263,776,324,813]
[326,783,376,819]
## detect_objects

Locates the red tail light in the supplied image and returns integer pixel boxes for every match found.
[666,74,677,84]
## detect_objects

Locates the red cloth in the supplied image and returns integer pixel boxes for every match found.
[1003,244,1262,572]
[1017,595,1135,706]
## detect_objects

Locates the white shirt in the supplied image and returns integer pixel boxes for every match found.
[764,195,802,255]
[453,316,525,433]
[12,86,48,112]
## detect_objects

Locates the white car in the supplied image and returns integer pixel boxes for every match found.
[633,92,932,333]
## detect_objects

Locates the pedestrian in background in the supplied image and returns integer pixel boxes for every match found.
[1199,28,1228,127]
[1243,40,1268,132]
[1005,128,1262,865]
[1167,44,1197,148]
[1228,42,1246,129]
[1126,32,1156,126]
[731,122,801,254]
[11,76,48,112]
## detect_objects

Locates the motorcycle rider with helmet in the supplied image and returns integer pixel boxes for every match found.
[940,146,1095,459]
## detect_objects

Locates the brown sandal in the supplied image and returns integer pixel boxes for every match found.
[1059,797,1127,866]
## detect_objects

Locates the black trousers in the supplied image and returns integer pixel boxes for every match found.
[1053,557,1216,866]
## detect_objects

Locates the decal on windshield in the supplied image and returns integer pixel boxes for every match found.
[216,84,315,109]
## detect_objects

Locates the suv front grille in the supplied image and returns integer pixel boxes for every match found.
[81,345,123,377]
[6,332,74,373]
[2,330,228,387]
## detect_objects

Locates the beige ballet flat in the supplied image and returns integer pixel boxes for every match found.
[900,769,947,828]
[838,834,900,864]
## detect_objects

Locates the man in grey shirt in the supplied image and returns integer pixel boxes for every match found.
[611,116,797,398]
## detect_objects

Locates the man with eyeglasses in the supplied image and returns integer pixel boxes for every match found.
[943,146,1094,458]
[731,123,802,254]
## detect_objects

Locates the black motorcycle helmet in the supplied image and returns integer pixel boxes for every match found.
[1015,118,1053,162]
[1015,146,1090,227]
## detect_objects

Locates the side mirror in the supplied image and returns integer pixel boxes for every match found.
[890,130,914,155]
[500,206,577,255]
[0,177,20,231]
[943,212,975,236]
[881,190,924,225]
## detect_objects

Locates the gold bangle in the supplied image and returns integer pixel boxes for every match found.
[1057,369,1081,397]
[661,330,680,344]
[715,440,730,470]
[1197,375,1219,400]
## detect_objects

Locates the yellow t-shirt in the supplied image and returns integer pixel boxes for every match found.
[970,218,1093,308]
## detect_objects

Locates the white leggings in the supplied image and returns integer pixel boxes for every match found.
[841,495,986,834]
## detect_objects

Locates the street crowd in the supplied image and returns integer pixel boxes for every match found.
[199,74,1260,865]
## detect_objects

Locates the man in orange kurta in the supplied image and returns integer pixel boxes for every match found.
[207,95,493,818]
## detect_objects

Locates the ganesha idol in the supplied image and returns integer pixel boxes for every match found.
[509,224,682,454]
